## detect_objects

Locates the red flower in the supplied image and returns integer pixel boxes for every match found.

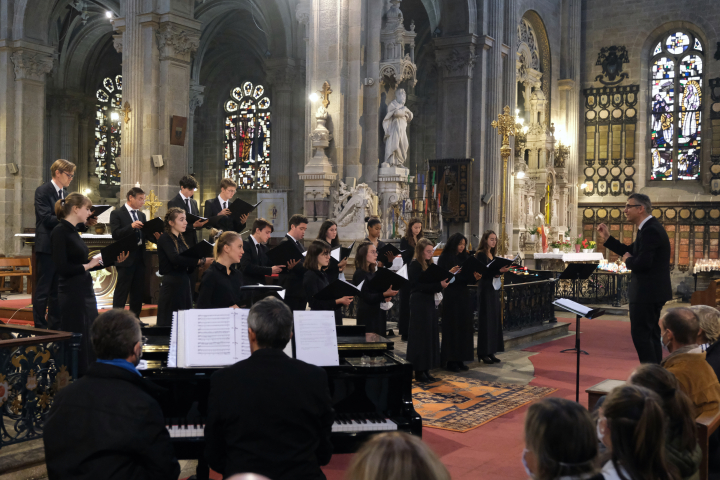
[582,239,589,248]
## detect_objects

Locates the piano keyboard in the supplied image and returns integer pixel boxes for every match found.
[332,413,398,433]
[166,419,205,439]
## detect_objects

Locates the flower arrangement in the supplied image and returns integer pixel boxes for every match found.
[575,234,583,245]
[561,240,573,252]
[550,240,562,249]
[589,240,596,249]
[581,238,590,249]
[528,227,540,236]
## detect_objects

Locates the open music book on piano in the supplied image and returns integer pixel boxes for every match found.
[169,308,339,367]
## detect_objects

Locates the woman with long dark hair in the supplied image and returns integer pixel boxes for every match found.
[317,220,346,281]
[52,193,127,374]
[352,242,399,335]
[398,218,423,340]
[304,240,353,325]
[475,230,509,364]
[407,238,449,382]
[437,232,479,372]
[156,207,214,326]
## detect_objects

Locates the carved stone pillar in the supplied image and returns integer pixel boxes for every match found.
[299,106,337,224]
[188,80,204,174]
[0,47,54,253]
[267,59,297,191]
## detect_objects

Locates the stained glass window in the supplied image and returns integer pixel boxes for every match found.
[94,75,122,185]
[224,82,271,189]
[650,32,703,181]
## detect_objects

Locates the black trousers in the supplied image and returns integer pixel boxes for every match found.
[59,275,98,376]
[33,252,60,329]
[629,301,665,364]
[112,260,146,317]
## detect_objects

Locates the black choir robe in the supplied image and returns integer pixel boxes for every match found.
[405,259,442,372]
[196,261,246,309]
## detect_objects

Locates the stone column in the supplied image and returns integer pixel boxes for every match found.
[361,0,384,187]
[113,1,200,208]
[267,59,297,191]
[188,80,204,175]
[0,46,54,254]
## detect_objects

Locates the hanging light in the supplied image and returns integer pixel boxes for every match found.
[580,183,588,190]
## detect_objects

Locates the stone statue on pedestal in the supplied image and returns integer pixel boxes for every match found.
[382,88,413,167]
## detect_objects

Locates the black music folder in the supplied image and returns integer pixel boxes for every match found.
[377,243,402,259]
[418,263,455,283]
[477,256,514,275]
[180,240,215,259]
[100,233,139,266]
[366,267,409,292]
[140,217,164,239]
[266,240,305,266]
[90,205,111,218]
[313,279,361,301]
[229,198,261,218]
[336,241,356,261]
[185,212,208,226]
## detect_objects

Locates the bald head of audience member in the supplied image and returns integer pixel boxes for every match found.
[690,305,720,346]
[660,307,700,354]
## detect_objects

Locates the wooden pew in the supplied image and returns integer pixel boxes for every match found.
[0,257,32,294]
[697,408,720,480]
[691,279,720,308]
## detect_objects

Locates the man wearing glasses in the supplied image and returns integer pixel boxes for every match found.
[596,193,672,363]
[33,159,96,329]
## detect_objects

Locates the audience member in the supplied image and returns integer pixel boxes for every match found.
[660,307,720,415]
[43,309,179,480]
[627,364,701,480]
[598,385,677,480]
[205,297,334,479]
[344,432,450,480]
[691,305,720,351]
[522,398,600,480]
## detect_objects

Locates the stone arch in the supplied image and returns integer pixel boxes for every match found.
[54,17,115,91]
[438,0,476,36]
[519,10,551,127]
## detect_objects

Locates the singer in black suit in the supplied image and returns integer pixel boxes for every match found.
[277,215,309,311]
[33,159,93,329]
[203,178,247,233]
[240,218,284,285]
[598,193,672,364]
[205,297,334,480]
[167,175,207,247]
[109,188,152,317]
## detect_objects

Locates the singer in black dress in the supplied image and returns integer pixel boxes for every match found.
[406,238,449,382]
[351,242,398,335]
[316,220,346,282]
[398,218,423,340]
[437,233,479,372]
[475,230,509,364]
[51,193,126,375]
[197,232,247,309]
[156,208,213,326]
[303,240,353,325]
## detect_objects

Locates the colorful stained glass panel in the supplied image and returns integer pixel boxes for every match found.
[653,42,662,55]
[694,37,702,51]
[650,148,673,180]
[678,148,700,180]
[253,85,264,99]
[666,32,690,54]
[94,76,122,186]
[680,55,702,78]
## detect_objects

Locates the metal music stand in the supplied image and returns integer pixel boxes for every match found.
[557,263,598,355]
[553,299,605,402]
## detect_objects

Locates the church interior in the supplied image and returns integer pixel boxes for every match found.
[2,0,720,479]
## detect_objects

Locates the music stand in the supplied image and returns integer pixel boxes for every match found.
[240,285,285,306]
[553,298,605,402]
[557,263,597,355]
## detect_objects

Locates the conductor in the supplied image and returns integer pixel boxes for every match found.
[597,193,672,363]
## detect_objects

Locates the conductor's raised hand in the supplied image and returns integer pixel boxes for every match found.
[384,286,399,298]
[440,279,450,289]
[131,220,144,229]
[193,218,209,229]
[271,265,285,274]
[116,251,129,264]
[335,296,354,306]
[596,223,610,242]
[287,259,300,270]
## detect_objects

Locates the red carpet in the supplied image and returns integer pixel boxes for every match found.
[321,318,641,479]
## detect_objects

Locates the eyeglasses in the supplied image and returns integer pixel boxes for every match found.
[624,204,642,210]
[63,171,75,179]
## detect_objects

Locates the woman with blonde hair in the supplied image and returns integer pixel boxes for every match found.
[52,193,127,374]
[691,304,720,387]
[197,231,247,309]
[345,432,450,480]
[156,207,214,326]
[406,238,449,382]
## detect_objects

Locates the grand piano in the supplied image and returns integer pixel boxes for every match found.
[140,324,422,479]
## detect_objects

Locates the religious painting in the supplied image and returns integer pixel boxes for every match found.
[170,116,187,146]
[257,192,287,237]
[610,180,621,194]
[428,158,473,223]
[597,179,608,195]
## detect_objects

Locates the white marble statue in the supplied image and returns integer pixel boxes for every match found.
[382,88,413,167]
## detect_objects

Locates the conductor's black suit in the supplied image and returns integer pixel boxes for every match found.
[109,205,147,316]
[603,216,672,363]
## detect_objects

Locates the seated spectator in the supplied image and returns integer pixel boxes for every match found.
[627,364,701,480]
[660,307,720,415]
[43,309,179,480]
[522,397,600,480]
[344,432,450,480]
[204,297,334,480]
[598,385,675,480]
[691,305,720,382]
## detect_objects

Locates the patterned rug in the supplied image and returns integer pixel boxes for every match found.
[412,374,557,433]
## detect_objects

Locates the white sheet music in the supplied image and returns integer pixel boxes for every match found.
[293,311,339,366]
[396,264,408,280]
[168,312,178,367]
[331,248,341,262]
[553,298,593,317]
[389,255,404,271]
[177,308,252,367]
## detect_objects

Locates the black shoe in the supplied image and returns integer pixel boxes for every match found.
[425,372,439,382]
[481,356,494,364]
[489,354,501,363]
[458,363,470,371]
[415,371,429,382]
[445,362,460,373]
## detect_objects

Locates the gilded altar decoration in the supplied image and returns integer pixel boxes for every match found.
[492,106,517,255]
[123,101,131,124]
